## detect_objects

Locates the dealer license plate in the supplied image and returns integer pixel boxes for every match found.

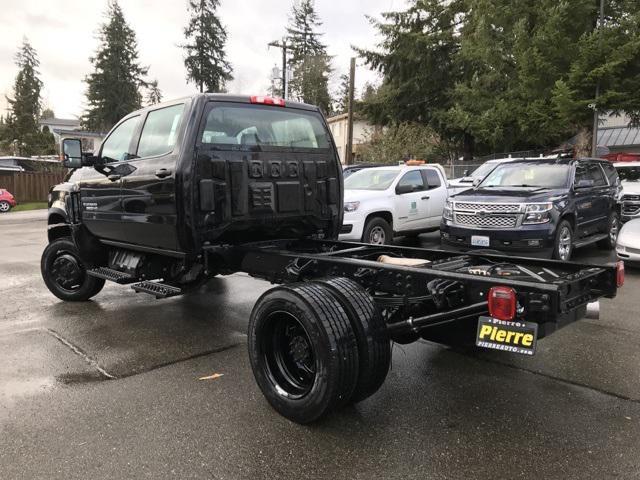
[471,235,490,247]
[476,316,538,356]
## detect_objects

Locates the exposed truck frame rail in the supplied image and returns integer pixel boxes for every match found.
[228,239,618,339]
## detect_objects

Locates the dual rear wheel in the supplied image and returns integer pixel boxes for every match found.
[248,278,391,424]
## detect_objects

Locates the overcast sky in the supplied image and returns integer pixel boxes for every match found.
[0,0,406,120]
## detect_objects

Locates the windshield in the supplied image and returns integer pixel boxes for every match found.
[480,163,570,188]
[344,168,399,191]
[469,162,499,179]
[617,166,640,182]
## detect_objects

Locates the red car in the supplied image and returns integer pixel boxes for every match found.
[0,189,17,213]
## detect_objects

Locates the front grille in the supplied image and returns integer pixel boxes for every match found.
[454,213,519,228]
[455,202,522,213]
[623,204,640,216]
[623,194,640,202]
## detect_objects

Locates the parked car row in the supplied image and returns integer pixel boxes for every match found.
[340,157,630,262]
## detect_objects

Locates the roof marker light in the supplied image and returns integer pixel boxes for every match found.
[250,95,285,107]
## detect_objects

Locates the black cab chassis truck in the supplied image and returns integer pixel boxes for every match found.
[43,94,624,423]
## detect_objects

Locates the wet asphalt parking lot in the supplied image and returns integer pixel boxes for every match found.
[1,210,640,479]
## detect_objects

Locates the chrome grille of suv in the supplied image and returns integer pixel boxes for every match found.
[454,213,519,228]
[623,194,640,202]
[454,202,522,213]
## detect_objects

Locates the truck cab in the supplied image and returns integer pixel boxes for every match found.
[44,94,342,301]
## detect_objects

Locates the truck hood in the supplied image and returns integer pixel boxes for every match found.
[344,189,391,203]
[451,187,567,204]
[621,181,640,196]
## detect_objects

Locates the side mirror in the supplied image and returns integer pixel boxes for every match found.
[61,138,83,168]
[574,179,594,189]
[463,169,470,177]
[396,184,415,195]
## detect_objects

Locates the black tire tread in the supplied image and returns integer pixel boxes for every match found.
[291,283,359,410]
[248,283,359,423]
[312,277,390,403]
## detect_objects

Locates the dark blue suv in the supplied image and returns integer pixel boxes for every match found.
[440,157,620,261]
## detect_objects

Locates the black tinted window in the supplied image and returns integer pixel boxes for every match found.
[601,162,620,185]
[577,162,607,186]
[201,104,330,150]
[101,116,139,162]
[424,169,441,189]
[397,171,425,191]
[137,104,184,158]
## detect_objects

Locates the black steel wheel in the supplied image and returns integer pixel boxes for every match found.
[41,237,105,301]
[312,278,391,404]
[597,212,620,250]
[248,283,359,423]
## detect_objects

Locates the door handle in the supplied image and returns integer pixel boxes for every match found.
[107,174,121,182]
[155,168,172,178]
[421,196,430,200]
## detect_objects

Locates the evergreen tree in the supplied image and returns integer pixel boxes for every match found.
[182,0,233,93]
[359,0,640,159]
[41,108,55,119]
[145,79,163,105]
[82,1,148,132]
[286,0,332,113]
[2,39,54,156]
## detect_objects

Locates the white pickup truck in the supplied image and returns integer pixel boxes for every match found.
[339,164,449,244]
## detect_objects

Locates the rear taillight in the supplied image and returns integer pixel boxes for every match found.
[250,95,285,107]
[488,286,517,321]
[617,261,625,288]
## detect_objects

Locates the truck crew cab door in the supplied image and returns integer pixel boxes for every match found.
[421,167,448,227]
[394,170,430,232]
[573,161,608,238]
[118,103,186,251]
[80,115,140,242]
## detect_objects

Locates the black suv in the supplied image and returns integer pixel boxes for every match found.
[440,157,620,261]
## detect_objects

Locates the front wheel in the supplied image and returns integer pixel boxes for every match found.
[0,200,11,213]
[41,237,105,301]
[552,220,573,261]
[361,217,393,245]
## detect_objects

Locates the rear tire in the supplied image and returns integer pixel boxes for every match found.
[41,237,105,301]
[362,217,393,245]
[0,200,11,213]
[248,283,359,423]
[552,220,573,261]
[312,278,391,403]
[597,212,619,250]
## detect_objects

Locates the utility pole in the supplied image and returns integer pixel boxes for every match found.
[345,57,356,166]
[592,0,605,157]
[268,39,291,99]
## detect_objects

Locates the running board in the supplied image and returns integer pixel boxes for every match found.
[131,281,182,299]
[88,267,138,284]
[573,234,608,249]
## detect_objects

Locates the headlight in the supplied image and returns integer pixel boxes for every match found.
[344,201,360,213]
[443,199,453,221]
[523,203,552,224]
